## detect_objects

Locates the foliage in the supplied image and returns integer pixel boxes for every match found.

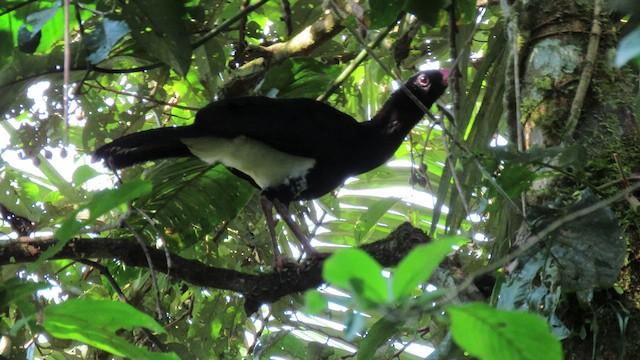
[447,302,562,360]
[43,300,178,360]
[615,0,640,67]
[0,0,638,359]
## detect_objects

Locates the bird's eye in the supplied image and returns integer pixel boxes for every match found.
[417,74,430,87]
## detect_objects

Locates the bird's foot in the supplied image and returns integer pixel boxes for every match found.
[274,252,286,272]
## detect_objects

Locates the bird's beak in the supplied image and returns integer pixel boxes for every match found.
[440,68,451,86]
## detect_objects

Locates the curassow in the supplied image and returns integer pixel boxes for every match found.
[95,69,449,266]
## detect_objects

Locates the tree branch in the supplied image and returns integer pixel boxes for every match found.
[221,13,344,97]
[0,222,429,313]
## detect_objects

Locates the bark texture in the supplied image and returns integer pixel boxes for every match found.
[511,0,640,358]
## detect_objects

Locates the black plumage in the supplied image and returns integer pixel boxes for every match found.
[95,69,449,265]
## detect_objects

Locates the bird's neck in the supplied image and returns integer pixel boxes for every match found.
[370,91,426,139]
[346,91,428,175]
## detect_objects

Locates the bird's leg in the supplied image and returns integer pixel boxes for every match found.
[260,196,285,270]
[272,199,318,258]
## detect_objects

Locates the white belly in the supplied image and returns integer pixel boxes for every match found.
[181,136,316,190]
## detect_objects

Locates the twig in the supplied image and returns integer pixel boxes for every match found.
[247,310,271,354]
[0,0,38,16]
[280,0,293,36]
[316,13,401,102]
[613,153,629,189]
[613,153,640,211]
[438,181,640,305]
[133,207,172,276]
[76,1,114,16]
[425,332,454,360]
[447,0,461,117]
[231,0,250,68]
[73,0,86,35]
[86,0,269,74]
[565,0,602,137]
[164,293,194,328]
[81,82,199,111]
[286,314,355,351]
[191,0,269,49]
[92,63,165,74]
[441,130,472,231]
[438,108,524,216]
[63,0,71,147]
[123,221,165,322]
[328,1,441,119]
[77,259,169,352]
[78,259,129,302]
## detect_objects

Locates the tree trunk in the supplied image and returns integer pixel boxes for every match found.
[502,0,640,358]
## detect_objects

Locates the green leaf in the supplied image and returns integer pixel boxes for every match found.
[84,18,130,64]
[392,236,467,300]
[17,4,60,53]
[357,317,401,360]
[354,197,400,244]
[405,0,446,27]
[616,27,640,67]
[120,0,192,76]
[210,319,222,338]
[369,0,405,29]
[28,180,152,271]
[447,303,563,360]
[35,154,76,199]
[456,0,478,24]
[494,163,536,198]
[0,278,48,306]
[133,161,255,249]
[72,164,100,187]
[344,311,366,340]
[304,290,328,315]
[262,59,341,99]
[43,299,179,360]
[323,249,388,307]
[56,179,152,242]
[255,332,307,359]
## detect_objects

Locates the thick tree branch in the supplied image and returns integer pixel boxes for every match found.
[221,13,344,97]
[0,222,429,313]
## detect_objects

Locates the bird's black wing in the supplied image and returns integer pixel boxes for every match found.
[191,97,363,162]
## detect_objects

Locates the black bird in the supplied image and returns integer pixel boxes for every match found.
[95,69,449,266]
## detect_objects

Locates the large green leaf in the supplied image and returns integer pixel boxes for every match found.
[133,159,255,249]
[23,180,151,271]
[0,278,48,307]
[84,18,130,64]
[616,27,640,67]
[255,332,311,359]
[262,58,341,99]
[392,236,466,301]
[448,303,563,360]
[357,317,401,360]
[369,0,405,29]
[43,299,179,360]
[323,248,388,307]
[17,4,60,53]
[28,179,152,271]
[55,179,152,243]
[353,197,399,244]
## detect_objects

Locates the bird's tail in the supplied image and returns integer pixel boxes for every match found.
[94,126,198,169]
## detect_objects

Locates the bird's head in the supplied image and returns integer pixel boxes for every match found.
[405,68,449,108]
